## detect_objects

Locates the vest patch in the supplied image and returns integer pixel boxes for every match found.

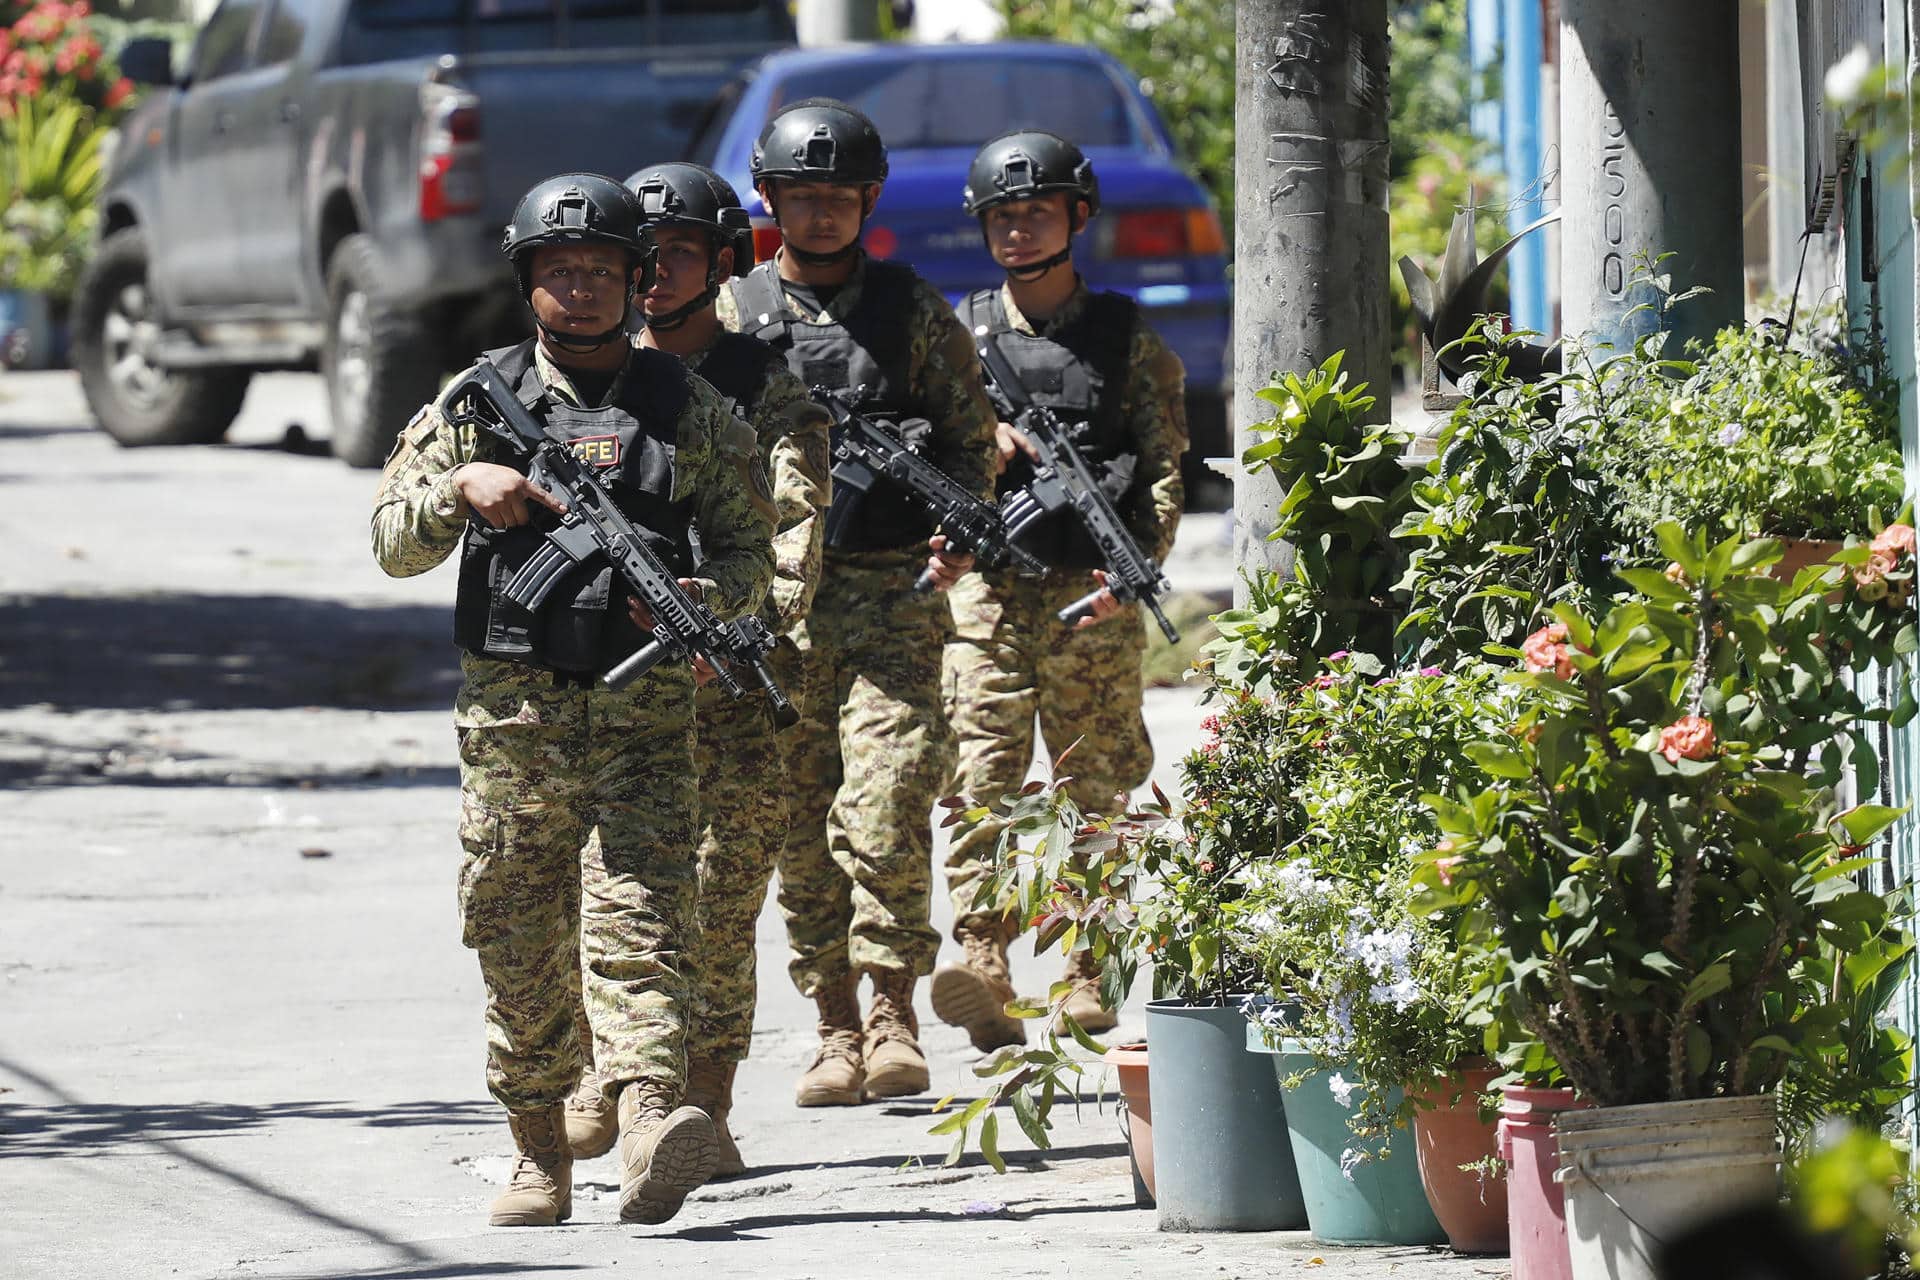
[569,433,622,468]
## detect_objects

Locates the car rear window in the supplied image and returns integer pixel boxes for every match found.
[342,0,789,61]
[767,54,1143,150]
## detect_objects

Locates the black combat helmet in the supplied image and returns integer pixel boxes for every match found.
[502,172,656,298]
[962,130,1101,218]
[963,131,1099,280]
[624,163,754,332]
[750,97,890,187]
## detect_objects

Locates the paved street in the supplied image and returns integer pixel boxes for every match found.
[0,371,1502,1279]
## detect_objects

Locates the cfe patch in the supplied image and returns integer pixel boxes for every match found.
[568,434,622,469]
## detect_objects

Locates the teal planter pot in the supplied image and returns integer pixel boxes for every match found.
[1248,1031,1447,1247]
[1144,997,1308,1232]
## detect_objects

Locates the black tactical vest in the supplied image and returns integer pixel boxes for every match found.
[690,330,786,420]
[963,288,1140,569]
[731,259,932,551]
[453,340,696,680]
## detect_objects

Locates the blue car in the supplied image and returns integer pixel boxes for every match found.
[686,41,1232,495]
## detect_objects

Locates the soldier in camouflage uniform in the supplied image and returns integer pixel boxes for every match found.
[560,162,830,1178]
[716,98,999,1105]
[932,133,1187,1051]
[371,174,775,1228]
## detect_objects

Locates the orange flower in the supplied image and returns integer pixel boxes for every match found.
[1871,523,1916,560]
[1659,715,1717,763]
[1521,623,1576,680]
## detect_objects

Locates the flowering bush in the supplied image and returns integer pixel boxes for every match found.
[1234,658,1522,1155]
[1,1,132,117]
[1588,318,1905,546]
[1412,525,1915,1110]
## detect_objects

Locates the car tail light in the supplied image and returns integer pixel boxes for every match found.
[1107,206,1228,259]
[419,82,482,223]
[752,220,783,262]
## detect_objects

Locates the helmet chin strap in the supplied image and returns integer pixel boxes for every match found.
[1006,245,1074,282]
[639,282,720,332]
[533,279,637,353]
[767,186,871,267]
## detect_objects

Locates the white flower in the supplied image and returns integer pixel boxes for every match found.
[1716,422,1744,447]
[1339,1147,1367,1181]
[1826,44,1874,107]
[1328,1072,1358,1108]
[1371,975,1423,1010]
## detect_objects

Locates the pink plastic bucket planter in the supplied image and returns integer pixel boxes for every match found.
[1497,1085,1593,1280]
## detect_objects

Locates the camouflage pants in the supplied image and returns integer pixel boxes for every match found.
[455,654,698,1113]
[682,637,803,1066]
[942,569,1153,933]
[777,550,954,994]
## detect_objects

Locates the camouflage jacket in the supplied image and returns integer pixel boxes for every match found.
[990,280,1187,564]
[683,336,830,635]
[370,342,776,622]
[717,251,999,505]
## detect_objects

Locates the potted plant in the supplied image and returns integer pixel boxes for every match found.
[1412,524,1916,1280]
[1234,657,1518,1250]
[1583,307,1904,574]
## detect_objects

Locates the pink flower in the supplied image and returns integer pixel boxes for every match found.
[1417,665,1444,677]
[1871,523,1915,560]
[1327,650,1350,662]
[1521,623,1576,680]
[1658,715,1717,764]
[102,74,131,109]
[1854,549,1897,600]
[1434,856,1465,887]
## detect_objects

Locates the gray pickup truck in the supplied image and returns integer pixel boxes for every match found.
[74,0,794,466]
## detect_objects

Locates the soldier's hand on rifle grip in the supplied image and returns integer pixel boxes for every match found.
[920,533,974,593]
[625,580,705,638]
[993,421,1040,476]
[690,655,720,688]
[1069,569,1123,630]
[453,462,568,529]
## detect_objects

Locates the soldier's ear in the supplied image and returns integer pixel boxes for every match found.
[861,184,882,219]
[1070,197,1091,234]
[714,243,735,280]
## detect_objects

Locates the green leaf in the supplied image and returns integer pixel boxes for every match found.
[978,1111,1005,1174]
[1836,804,1908,846]
[1466,742,1531,779]
[1681,963,1732,1007]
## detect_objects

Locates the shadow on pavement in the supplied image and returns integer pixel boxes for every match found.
[0,1053,479,1269]
[0,725,459,790]
[720,1140,1130,1181]
[257,1266,592,1280]
[0,1092,499,1158]
[663,1199,1137,1242]
[0,592,461,712]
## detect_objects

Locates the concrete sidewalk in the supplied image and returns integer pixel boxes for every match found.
[0,370,1505,1279]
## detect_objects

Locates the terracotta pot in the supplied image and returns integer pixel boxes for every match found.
[1499,1085,1595,1280]
[1773,536,1850,599]
[1411,1060,1510,1255]
[1105,1040,1154,1206]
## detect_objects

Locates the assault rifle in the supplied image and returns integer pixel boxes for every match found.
[443,359,799,727]
[811,386,1045,592]
[976,338,1180,642]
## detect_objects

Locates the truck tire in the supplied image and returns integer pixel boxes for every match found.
[72,228,250,447]
[323,234,444,469]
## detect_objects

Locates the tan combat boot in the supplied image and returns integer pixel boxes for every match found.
[685,1059,745,1180]
[794,970,866,1107]
[616,1078,717,1225]
[862,969,930,1098]
[488,1105,572,1227]
[1061,948,1118,1034]
[563,1069,617,1159]
[930,924,1026,1053]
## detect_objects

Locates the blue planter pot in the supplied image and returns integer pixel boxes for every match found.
[1248,1029,1447,1246]
[0,290,54,370]
[1144,997,1308,1232]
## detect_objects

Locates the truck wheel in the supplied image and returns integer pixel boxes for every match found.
[72,228,250,447]
[323,234,443,469]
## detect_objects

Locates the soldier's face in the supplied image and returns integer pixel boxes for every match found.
[528,243,629,335]
[644,226,727,317]
[984,194,1076,272]
[768,180,872,255]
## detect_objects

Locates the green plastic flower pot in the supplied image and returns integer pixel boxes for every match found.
[1144,997,1307,1232]
[1251,1033,1447,1247]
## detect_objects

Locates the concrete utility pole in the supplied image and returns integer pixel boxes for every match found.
[1559,0,1744,352]
[796,0,880,44]
[1231,0,1393,597]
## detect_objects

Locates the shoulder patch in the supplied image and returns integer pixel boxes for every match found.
[720,415,759,458]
